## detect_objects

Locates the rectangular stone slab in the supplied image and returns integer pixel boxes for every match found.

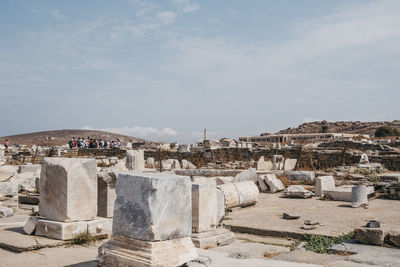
[113,172,192,241]
[35,217,112,240]
[191,228,235,249]
[98,235,197,267]
[192,178,219,233]
[39,157,97,222]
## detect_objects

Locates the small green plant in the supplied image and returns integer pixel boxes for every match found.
[225,208,232,217]
[366,173,381,183]
[221,224,232,231]
[72,231,96,245]
[303,232,354,254]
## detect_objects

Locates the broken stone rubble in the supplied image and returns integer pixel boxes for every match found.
[283,185,314,198]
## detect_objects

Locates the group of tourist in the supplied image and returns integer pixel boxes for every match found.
[68,137,120,149]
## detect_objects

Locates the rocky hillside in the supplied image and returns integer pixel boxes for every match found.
[0,129,146,146]
[276,120,400,136]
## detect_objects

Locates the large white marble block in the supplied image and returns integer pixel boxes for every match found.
[112,173,192,241]
[39,157,97,222]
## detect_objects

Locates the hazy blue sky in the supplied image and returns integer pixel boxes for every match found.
[1,0,399,143]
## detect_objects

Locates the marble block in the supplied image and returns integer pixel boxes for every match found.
[39,157,97,222]
[125,150,145,172]
[112,173,192,241]
[192,178,219,233]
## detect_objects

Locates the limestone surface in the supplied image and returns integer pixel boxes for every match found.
[234,168,258,183]
[36,217,112,240]
[39,157,97,222]
[256,157,273,171]
[264,174,285,193]
[125,150,144,171]
[98,235,197,267]
[112,172,192,241]
[0,205,13,217]
[283,185,314,198]
[97,171,117,218]
[285,171,315,181]
[314,176,335,197]
[23,216,39,235]
[283,159,297,171]
[192,178,219,233]
[234,181,259,207]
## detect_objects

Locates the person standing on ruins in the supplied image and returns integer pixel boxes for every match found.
[3,139,9,149]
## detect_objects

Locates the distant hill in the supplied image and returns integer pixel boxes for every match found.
[0,129,147,146]
[275,120,400,136]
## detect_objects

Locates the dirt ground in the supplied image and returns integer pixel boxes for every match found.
[226,193,400,237]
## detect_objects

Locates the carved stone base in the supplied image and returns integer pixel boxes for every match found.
[97,235,197,267]
[35,217,112,240]
[191,228,235,249]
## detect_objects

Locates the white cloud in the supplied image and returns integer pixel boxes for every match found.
[162,0,400,124]
[52,9,65,21]
[172,0,199,13]
[156,11,177,25]
[82,126,178,142]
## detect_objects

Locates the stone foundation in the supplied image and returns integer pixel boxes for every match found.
[35,217,112,240]
[98,235,197,267]
[191,228,235,249]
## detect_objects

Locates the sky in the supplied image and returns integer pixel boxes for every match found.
[0,0,399,143]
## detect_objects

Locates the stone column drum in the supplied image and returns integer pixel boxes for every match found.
[217,181,259,209]
[98,173,197,266]
[352,185,368,208]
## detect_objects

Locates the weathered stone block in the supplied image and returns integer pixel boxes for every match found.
[283,159,297,171]
[192,178,219,233]
[285,171,315,181]
[97,172,117,218]
[98,235,197,267]
[125,150,144,171]
[113,173,192,241]
[354,228,384,246]
[23,216,39,235]
[234,168,258,183]
[35,217,112,240]
[284,185,314,198]
[39,157,97,222]
[257,175,269,192]
[256,157,273,171]
[17,164,41,174]
[264,174,285,193]
[216,188,225,223]
[0,206,13,217]
[191,228,235,249]
[315,176,335,197]
[385,231,400,247]
[325,185,374,202]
